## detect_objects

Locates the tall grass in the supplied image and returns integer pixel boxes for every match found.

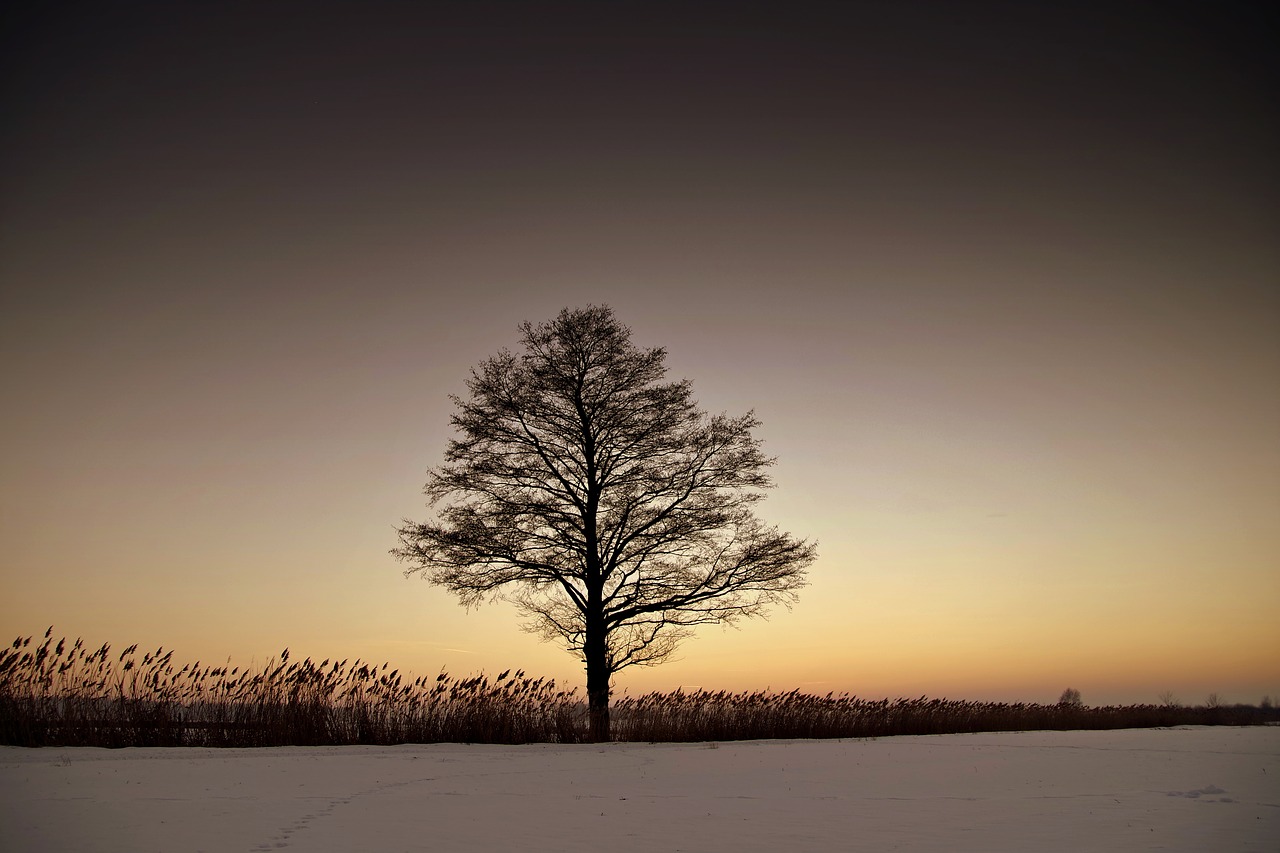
[0,629,582,747]
[609,689,1276,741]
[3,630,1276,747]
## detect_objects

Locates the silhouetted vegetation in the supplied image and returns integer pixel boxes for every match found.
[1,629,581,747]
[4,630,1277,748]
[610,689,1278,741]
[395,307,815,741]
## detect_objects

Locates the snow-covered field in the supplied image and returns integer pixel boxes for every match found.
[2,726,1276,852]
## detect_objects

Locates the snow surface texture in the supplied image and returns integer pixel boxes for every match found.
[2,727,1276,852]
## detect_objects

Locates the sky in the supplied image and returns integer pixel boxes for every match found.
[2,1,1276,707]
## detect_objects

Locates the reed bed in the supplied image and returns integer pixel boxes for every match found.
[0,629,583,747]
[610,689,1276,742]
[3,630,1276,747]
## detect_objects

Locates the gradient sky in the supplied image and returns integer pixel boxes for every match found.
[2,2,1276,706]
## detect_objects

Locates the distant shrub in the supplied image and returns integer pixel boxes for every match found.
[1058,687,1082,706]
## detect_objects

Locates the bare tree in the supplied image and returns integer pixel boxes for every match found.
[1058,687,1082,706]
[394,306,817,741]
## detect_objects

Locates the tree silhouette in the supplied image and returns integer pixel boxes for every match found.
[394,306,816,741]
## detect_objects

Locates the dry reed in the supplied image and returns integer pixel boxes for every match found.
[3,629,1275,747]
[0,629,582,747]
[609,688,1275,741]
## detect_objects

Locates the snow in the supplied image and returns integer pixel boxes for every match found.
[2,727,1276,852]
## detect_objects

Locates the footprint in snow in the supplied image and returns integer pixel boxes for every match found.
[1167,785,1227,799]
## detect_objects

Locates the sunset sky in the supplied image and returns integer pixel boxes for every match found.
[2,2,1276,707]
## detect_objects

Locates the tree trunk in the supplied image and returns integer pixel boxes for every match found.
[584,618,610,742]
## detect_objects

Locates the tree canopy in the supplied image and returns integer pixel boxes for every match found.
[394,306,816,739]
